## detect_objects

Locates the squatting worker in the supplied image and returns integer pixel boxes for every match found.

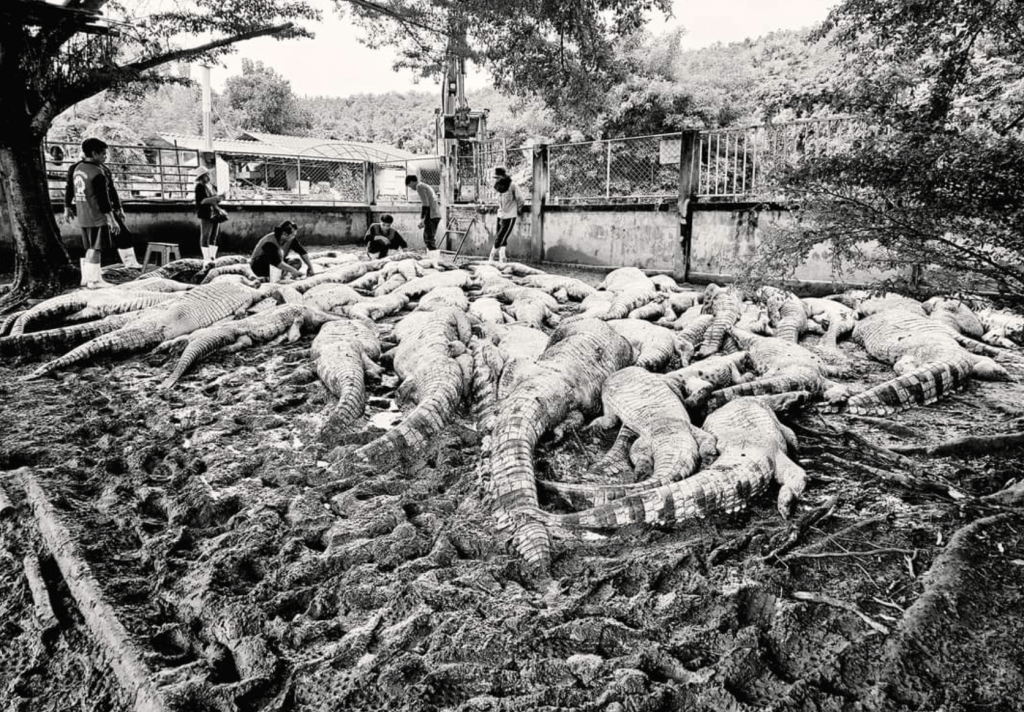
[194,165,227,267]
[490,167,525,263]
[250,220,317,282]
[404,175,441,255]
[364,214,408,258]
[62,137,125,289]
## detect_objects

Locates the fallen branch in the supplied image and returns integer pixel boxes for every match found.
[792,590,890,635]
[763,495,839,562]
[17,468,169,712]
[23,553,58,631]
[819,453,963,499]
[781,514,889,562]
[846,415,918,439]
[786,547,916,561]
[982,479,1024,507]
[890,431,1024,457]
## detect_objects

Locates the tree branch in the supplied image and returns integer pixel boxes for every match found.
[31,22,295,133]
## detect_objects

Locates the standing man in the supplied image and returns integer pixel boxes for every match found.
[63,137,126,288]
[404,175,441,258]
[490,167,525,263]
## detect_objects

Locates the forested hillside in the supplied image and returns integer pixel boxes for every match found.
[48,28,837,151]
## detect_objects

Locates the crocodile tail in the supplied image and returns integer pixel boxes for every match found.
[558,454,774,528]
[26,323,159,379]
[488,394,553,566]
[709,375,815,410]
[11,299,84,336]
[353,357,467,463]
[846,359,973,415]
[162,330,238,389]
[0,309,28,337]
[314,347,369,438]
[0,315,134,359]
[698,296,741,357]
[470,338,504,429]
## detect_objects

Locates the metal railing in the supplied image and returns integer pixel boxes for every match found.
[224,153,366,205]
[698,116,864,199]
[549,133,682,204]
[46,140,200,203]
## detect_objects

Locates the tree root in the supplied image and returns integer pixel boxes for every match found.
[780,514,890,563]
[846,415,918,439]
[762,495,839,562]
[16,467,170,712]
[872,513,1019,706]
[22,553,58,631]
[818,453,963,500]
[792,590,890,635]
[890,431,1024,457]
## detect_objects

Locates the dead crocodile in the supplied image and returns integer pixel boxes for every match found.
[27,281,265,379]
[9,289,176,336]
[311,318,383,437]
[708,328,849,410]
[518,274,597,302]
[607,319,679,371]
[597,267,659,320]
[160,304,338,388]
[922,297,985,339]
[538,365,716,509]
[542,398,807,528]
[303,283,363,313]
[758,285,807,343]
[698,283,743,357]
[487,319,633,567]
[351,306,474,464]
[802,297,857,350]
[847,308,1009,415]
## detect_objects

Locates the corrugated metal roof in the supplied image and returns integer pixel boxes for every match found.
[153,132,425,163]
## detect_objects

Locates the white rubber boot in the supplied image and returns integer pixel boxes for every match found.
[488,248,498,262]
[208,244,219,263]
[200,246,211,267]
[498,247,507,264]
[117,248,141,268]
[86,261,111,289]
[427,249,441,261]
[79,258,89,287]
[268,265,282,283]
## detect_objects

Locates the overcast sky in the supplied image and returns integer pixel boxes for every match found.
[209,0,838,97]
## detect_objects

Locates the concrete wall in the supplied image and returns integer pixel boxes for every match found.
[541,205,680,271]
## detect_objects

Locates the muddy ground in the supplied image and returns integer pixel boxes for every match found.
[1,253,1023,712]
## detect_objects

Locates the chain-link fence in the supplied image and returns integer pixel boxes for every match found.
[549,133,682,204]
[373,156,443,204]
[45,140,200,203]
[225,153,365,205]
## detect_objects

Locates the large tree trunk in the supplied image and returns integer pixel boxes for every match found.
[0,134,76,313]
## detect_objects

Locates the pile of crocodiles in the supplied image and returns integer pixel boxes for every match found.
[2,254,1020,569]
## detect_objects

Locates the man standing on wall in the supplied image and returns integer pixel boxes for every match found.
[405,175,441,258]
[62,138,131,289]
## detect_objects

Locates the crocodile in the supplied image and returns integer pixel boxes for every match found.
[663,351,753,409]
[627,297,671,322]
[673,313,715,364]
[597,267,659,320]
[607,319,678,370]
[922,297,985,339]
[659,291,703,325]
[757,285,807,342]
[736,303,772,336]
[487,319,633,567]
[468,297,508,325]
[351,306,474,465]
[847,308,1009,415]
[802,298,857,349]
[9,289,176,335]
[303,283,363,313]
[540,398,807,528]
[311,318,383,437]
[498,262,545,277]
[650,274,683,292]
[697,283,743,357]
[136,258,206,283]
[417,286,469,312]
[200,263,257,284]
[0,312,140,359]
[292,261,382,294]
[538,365,716,509]
[976,306,1024,347]
[854,293,927,317]
[345,292,409,321]
[391,269,472,301]
[111,277,192,293]
[708,328,849,410]
[487,286,560,329]
[569,291,616,321]
[518,274,597,302]
[27,281,265,379]
[160,304,338,388]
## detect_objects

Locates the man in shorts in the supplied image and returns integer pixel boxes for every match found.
[63,137,122,288]
[364,214,408,258]
[405,175,441,257]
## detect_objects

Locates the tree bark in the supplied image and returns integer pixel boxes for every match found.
[0,136,76,312]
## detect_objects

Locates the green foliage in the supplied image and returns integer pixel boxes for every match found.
[224,59,310,134]
[757,0,1024,301]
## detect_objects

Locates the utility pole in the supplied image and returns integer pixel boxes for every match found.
[199,64,213,152]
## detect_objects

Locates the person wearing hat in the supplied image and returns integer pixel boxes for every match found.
[490,167,525,263]
[194,165,227,267]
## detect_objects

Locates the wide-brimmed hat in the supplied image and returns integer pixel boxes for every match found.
[493,167,508,179]
[193,165,211,180]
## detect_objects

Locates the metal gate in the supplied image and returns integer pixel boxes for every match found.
[453,138,506,204]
